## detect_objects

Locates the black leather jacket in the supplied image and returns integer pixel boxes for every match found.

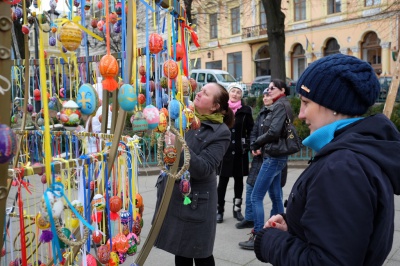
[250,96,294,158]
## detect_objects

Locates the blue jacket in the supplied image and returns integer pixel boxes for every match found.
[254,114,400,265]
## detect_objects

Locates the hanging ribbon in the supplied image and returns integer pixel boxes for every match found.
[55,17,104,42]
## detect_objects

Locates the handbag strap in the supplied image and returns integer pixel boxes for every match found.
[280,101,292,123]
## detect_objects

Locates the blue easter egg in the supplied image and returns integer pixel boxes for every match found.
[118,84,138,111]
[169,99,181,119]
[174,112,187,129]
[77,83,99,115]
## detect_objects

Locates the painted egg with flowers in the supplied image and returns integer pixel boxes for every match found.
[142,104,159,130]
[149,33,164,54]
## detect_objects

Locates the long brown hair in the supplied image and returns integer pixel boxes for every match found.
[212,83,235,128]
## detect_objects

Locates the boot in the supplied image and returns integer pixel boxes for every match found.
[217,205,224,223]
[233,198,244,221]
[235,219,254,229]
[238,229,256,250]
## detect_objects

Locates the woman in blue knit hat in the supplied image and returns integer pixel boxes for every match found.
[254,53,400,265]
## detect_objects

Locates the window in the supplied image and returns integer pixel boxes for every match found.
[227,52,243,80]
[190,58,201,69]
[206,60,222,69]
[328,0,341,14]
[206,74,217,82]
[294,0,306,21]
[324,38,340,56]
[210,13,218,39]
[365,0,381,6]
[362,32,382,75]
[231,7,240,34]
[260,2,266,27]
[292,44,306,81]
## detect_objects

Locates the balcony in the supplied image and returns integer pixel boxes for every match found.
[242,24,268,43]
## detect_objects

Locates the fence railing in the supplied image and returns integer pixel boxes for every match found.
[138,138,315,167]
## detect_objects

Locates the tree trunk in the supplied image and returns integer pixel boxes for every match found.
[262,0,286,81]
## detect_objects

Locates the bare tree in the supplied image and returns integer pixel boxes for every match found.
[262,0,286,81]
[183,0,193,25]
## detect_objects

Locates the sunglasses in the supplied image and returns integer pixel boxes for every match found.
[267,86,279,91]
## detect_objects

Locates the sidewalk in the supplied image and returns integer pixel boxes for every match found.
[136,166,400,266]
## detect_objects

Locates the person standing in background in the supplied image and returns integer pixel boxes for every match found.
[255,54,400,265]
[236,89,272,229]
[217,83,254,223]
[239,79,294,250]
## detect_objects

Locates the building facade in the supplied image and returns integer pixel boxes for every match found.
[190,0,400,85]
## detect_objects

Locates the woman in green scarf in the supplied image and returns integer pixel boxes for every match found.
[154,82,234,266]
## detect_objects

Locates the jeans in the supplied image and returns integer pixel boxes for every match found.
[251,156,287,233]
[244,183,254,221]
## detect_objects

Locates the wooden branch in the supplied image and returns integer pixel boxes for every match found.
[383,56,400,118]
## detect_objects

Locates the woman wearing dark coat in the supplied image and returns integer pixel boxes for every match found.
[255,54,400,265]
[154,83,234,266]
[217,83,254,223]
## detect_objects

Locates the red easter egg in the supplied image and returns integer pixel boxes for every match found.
[91,18,98,28]
[109,196,122,213]
[189,78,197,91]
[149,33,164,54]
[97,245,110,264]
[92,231,102,244]
[163,60,178,79]
[170,43,185,61]
[139,65,146,76]
[97,1,103,9]
[138,94,146,104]
[109,12,118,24]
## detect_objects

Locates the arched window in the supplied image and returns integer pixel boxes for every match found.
[324,38,340,56]
[362,31,382,75]
[255,45,270,76]
[292,44,306,81]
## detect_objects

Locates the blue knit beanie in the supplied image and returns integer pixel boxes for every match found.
[295,54,380,115]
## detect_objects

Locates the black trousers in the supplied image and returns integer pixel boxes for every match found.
[217,175,244,211]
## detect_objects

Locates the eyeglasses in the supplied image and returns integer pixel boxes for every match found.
[267,86,279,91]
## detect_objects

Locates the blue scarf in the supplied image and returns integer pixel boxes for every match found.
[303,118,363,152]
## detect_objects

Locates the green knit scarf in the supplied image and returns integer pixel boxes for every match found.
[195,110,224,124]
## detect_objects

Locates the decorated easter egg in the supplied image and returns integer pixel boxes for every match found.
[86,254,97,266]
[126,233,138,256]
[189,78,197,91]
[92,194,105,210]
[118,84,137,111]
[142,105,159,130]
[109,251,119,266]
[59,21,82,52]
[118,252,127,264]
[109,12,118,24]
[60,100,81,127]
[170,43,185,61]
[120,210,131,225]
[164,145,177,166]
[100,54,119,91]
[163,60,179,79]
[138,93,146,105]
[91,18,98,28]
[0,124,17,164]
[97,245,110,264]
[191,116,201,130]
[160,77,168,88]
[149,33,164,54]
[176,75,190,95]
[155,112,167,133]
[92,230,102,244]
[113,233,129,254]
[168,99,181,119]
[139,65,146,76]
[58,227,71,249]
[109,196,123,213]
[35,213,50,230]
[77,83,99,116]
[174,112,187,130]
[131,112,148,134]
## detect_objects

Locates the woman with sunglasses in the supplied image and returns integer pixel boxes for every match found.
[239,78,294,250]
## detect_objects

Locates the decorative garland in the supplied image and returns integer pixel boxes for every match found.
[156,127,190,180]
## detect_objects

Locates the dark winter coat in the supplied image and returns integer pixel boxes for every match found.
[154,121,231,258]
[220,104,254,177]
[254,114,400,265]
[247,105,271,186]
[250,96,294,158]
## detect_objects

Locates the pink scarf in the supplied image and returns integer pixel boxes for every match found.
[229,100,242,114]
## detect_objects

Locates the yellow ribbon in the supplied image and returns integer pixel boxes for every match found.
[55,17,104,42]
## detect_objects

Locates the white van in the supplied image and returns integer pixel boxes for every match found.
[190,69,247,95]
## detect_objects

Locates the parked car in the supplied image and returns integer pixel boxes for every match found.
[250,75,296,96]
[378,76,400,102]
[190,69,248,95]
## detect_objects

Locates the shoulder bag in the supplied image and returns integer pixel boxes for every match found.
[265,103,302,157]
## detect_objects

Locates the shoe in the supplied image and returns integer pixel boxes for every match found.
[235,219,254,229]
[216,213,223,223]
[233,198,244,221]
[238,231,256,250]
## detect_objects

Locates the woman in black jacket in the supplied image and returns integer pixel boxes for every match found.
[255,54,400,265]
[239,79,294,250]
[217,83,254,223]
